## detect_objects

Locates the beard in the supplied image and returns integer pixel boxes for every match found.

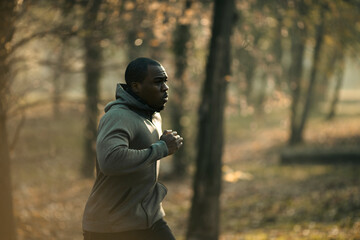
[154,104,165,112]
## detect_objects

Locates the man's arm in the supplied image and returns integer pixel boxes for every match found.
[96,115,183,176]
[160,130,184,155]
[96,127,168,176]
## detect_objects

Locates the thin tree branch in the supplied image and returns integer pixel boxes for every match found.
[10,26,78,55]
[6,99,48,118]
[9,112,26,152]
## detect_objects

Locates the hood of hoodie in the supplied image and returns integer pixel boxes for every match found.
[104,84,156,117]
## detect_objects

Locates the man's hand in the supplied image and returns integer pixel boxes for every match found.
[160,130,184,155]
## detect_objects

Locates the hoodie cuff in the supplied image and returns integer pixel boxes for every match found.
[152,140,169,158]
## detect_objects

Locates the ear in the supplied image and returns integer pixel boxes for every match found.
[130,81,142,94]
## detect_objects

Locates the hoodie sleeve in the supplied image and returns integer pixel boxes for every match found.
[96,110,169,176]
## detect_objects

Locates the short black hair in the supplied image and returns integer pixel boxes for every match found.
[125,57,161,85]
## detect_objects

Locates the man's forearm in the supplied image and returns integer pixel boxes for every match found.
[97,141,168,176]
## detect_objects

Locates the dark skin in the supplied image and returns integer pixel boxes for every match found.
[160,130,183,155]
[131,64,183,155]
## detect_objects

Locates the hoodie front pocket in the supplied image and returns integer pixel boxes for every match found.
[141,182,168,226]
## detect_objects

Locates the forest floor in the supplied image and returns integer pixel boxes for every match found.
[9,101,360,240]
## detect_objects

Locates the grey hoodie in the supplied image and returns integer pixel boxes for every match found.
[82,84,169,233]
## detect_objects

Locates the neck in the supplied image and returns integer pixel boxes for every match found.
[123,84,144,103]
[122,84,160,113]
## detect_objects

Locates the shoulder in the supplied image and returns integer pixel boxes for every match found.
[100,105,141,128]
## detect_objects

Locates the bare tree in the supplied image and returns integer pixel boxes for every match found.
[0,1,17,239]
[170,0,192,178]
[288,2,327,145]
[81,0,105,178]
[295,4,326,142]
[288,0,308,145]
[326,51,345,120]
[186,0,236,239]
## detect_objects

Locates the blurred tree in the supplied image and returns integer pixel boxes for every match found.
[0,1,17,240]
[270,1,287,90]
[119,0,172,62]
[121,0,149,60]
[235,0,287,113]
[288,0,308,145]
[236,46,256,105]
[50,0,78,118]
[54,50,65,117]
[28,2,80,119]
[307,0,359,114]
[6,0,79,122]
[326,51,345,120]
[323,0,360,119]
[315,47,340,107]
[62,0,76,16]
[235,16,262,106]
[287,0,360,144]
[295,3,326,144]
[46,39,67,118]
[81,0,105,178]
[170,0,192,178]
[186,0,236,239]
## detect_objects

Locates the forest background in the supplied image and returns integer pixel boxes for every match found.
[1,0,360,239]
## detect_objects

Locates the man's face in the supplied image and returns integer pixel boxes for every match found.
[134,64,169,112]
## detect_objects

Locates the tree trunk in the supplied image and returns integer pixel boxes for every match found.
[81,0,103,178]
[326,53,345,120]
[255,71,267,116]
[52,43,66,118]
[296,6,326,143]
[243,50,256,105]
[315,49,338,107]
[288,34,306,144]
[242,31,262,106]
[272,11,284,90]
[186,0,235,239]
[0,104,16,240]
[170,0,192,178]
[288,0,308,145]
[0,1,17,239]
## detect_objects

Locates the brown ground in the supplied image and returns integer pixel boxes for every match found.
[9,102,360,240]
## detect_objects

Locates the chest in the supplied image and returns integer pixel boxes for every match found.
[129,116,162,150]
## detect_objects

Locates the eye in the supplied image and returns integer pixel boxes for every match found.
[155,78,167,85]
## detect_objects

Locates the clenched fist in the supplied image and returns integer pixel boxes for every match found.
[160,130,184,155]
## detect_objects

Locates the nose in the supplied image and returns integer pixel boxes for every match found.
[162,82,169,91]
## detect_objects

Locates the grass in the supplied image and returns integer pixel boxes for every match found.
[8,100,360,240]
